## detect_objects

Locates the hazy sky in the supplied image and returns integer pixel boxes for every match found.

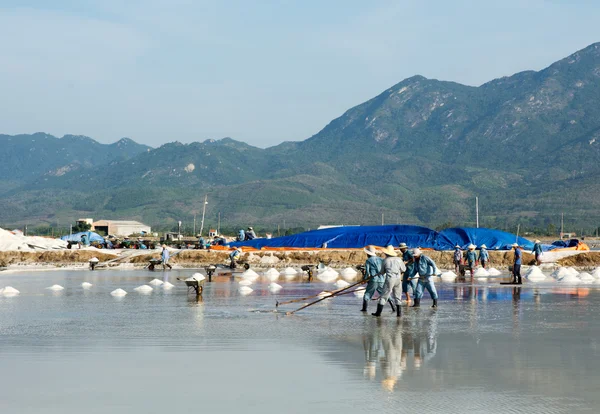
[1,0,599,148]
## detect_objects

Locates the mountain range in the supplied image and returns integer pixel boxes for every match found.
[3,42,600,234]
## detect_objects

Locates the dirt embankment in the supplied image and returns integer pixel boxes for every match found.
[557,252,600,267]
[0,250,117,267]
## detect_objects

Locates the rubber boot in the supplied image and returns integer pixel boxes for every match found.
[371,304,384,317]
[389,301,396,313]
[361,300,368,312]
[411,298,420,308]
[432,299,438,308]
[396,303,402,317]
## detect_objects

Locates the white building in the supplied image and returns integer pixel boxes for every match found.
[92,220,151,237]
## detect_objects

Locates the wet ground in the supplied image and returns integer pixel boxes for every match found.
[0,269,599,413]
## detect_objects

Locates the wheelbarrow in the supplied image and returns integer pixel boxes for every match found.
[177,277,205,296]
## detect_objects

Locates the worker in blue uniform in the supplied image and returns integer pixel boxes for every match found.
[229,247,242,269]
[361,246,384,313]
[478,244,489,268]
[466,244,477,277]
[453,245,462,274]
[532,240,543,266]
[512,243,522,284]
[408,248,439,308]
[399,243,415,305]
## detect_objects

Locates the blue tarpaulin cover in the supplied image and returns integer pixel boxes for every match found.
[437,227,534,250]
[228,225,443,250]
[60,231,105,243]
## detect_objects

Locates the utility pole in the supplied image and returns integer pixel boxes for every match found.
[193,214,196,236]
[381,213,384,226]
[476,196,479,228]
[218,211,221,235]
[199,195,208,237]
[560,212,564,238]
[516,224,520,241]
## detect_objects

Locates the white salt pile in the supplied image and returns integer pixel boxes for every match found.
[317,270,338,283]
[474,268,490,277]
[487,268,502,276]
[0,286,20,296]
[578,272,595,284]
[81,282,93,289]
[162,282,175,289]
[334,280,350,289]
[558,273,580,284]
[133,285,153,293]
[340,267,358,281]
[110,288,127,296]
[241,269,260,281]
[283,267,298,275]
[265,268,280,281]
[239,286,253,295]
[239,279,252,286]
[592,267,600,279]
[525,266,546,282]
[190,273,206,281]
[149,279,164,286]
[268,283,282,292]
[0,227,69,251]
[551,267,572,279]
[440,271,457,282]
[46,284,65,291]
[566,267,580,277]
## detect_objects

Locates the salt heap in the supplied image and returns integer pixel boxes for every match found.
[110,288,127,296]
[283,267,298,275]
[334,280,350,289]
[558,271,580,284]
[133,285,153,293]
[162,281,175,289]
[551,267,572,279]
[81,282,93,289]
[149,279,164,286]
[317,269,338,283]
[268,283,282,292]
[239,286,253,295]
[487,268,502,276]
[0,286,20,296]
[241,269,260,281]
[46,284,65,291]
[340,267,358,281]
[474,268,490,277]
[0,227,68,251]
[190,273,206,281]
[265,268,280,281]
[592,267,600,279]
[525,266,546,282]
[239,279,252,286]
[578,272,595,284]
[440,271,457,282]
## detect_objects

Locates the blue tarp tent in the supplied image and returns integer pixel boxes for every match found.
[228,225,443,250]
[60,231,105,244]
[437,227,534,250]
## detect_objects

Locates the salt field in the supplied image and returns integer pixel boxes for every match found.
[1,269,600,413]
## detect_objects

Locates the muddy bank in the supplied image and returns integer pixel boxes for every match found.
[557,252,600,267]
[0,249,541,269]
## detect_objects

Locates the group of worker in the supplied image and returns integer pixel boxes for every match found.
[362,243,440,318]
[452,244,490,277]
[237,227,257,242]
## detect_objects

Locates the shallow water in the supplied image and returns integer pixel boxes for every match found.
[1,269,599,413]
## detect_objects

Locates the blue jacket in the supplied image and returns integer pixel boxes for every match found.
[402,249,414,280]
[532,243,542,255]
[453,249,462,263]
[161,248,170,261]
[478,248,489,261]
[466,250,477,264]
[365,256,384,283]
[230,250,241,260]
[409,255,439,279]
[514,247,522,265]
[237,230,245,241]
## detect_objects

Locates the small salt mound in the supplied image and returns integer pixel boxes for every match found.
[566,267,580,277]
[1,286,20,296]
[283,267,298,275]
[340,267,358,281]
[239,279,252,286]
[592,267,600,279]
[474,268,489,277]
[265,268,280,281]
[550,267,571,279]
[525,266,546,282]
[268,283,282,292]
[241,269,260,280]
[558,274,580,284]
[239,286,253,295]
[133,285,153,293]
[578,272,594,284]
[440,271,457,282]
[46,284,64,291]
[353,289,365,297]
[334,280,350,289]
[110,288,127,296]
[317,271,338,283]
[149,278,164,286]
[81,282,93,289]
[487,268,502,276]
[162,281,175,289]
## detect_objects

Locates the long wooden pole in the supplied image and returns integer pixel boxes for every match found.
[276,279,363,307]
[285,277,371,315]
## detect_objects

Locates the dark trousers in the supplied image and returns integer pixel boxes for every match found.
[513,264,522,283]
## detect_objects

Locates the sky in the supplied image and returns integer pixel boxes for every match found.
[1,0,599,148]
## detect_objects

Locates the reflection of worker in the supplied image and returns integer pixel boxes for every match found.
[362,325,382,380]
[409,249,439,308]
[466,244,477,277]
[380,323,403,392]
[478,244,489,269]
[399,243,415,305]
[532,240,543,266]
[161,245,172,270]
[361,246,384,313]
[453,245,462,274]
[372,245,405,318]
[229,247,242,269]
[512,243,522,284]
